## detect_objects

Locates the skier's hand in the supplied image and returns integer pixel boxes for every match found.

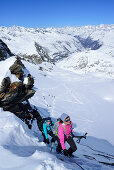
[71,133,75,138]
[51,138,55,143]
[63,149,68,156]
[69,133,75,138]
[46,138,50,144]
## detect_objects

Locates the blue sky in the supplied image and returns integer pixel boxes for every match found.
[0,0,114,28]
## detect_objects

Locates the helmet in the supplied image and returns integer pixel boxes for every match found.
[46,117,51,121]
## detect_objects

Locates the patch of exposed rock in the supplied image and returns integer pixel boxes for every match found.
[0,39,13,61]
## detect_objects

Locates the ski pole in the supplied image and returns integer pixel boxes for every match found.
[74,132,88,143]
[50,142,54,152]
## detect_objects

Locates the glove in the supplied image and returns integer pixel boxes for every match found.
[71,133,75,138]
[51,138,55,143]
[63,149,68,156]
[69,133,75,138]
[46,138,50,144]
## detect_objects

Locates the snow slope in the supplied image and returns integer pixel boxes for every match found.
[0,57,114,170]
[0,109,69,170]
[24,60,114,146]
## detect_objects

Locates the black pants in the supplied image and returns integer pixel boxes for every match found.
[42,131,59,143]
[66,136,77,152]
[57,136,77,153]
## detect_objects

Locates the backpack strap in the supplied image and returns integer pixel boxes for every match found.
[54,121,72,136]
[44,120,53,132]
[62,121,72,136]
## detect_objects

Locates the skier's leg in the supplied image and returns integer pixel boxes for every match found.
[56,142,62,153]
[49,132,62,153]
[66,136,77,156]
[42,132,46,143]
[49,131,60,143]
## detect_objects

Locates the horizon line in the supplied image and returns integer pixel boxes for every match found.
[0,23,114,29]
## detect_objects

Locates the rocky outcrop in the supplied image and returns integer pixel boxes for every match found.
[0,53,42,129]
[9,56,25,80]
[19,54,43,65]
[19,42,54,65]
[0,39,13,61]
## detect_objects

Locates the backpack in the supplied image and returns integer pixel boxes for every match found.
[53,120,60,136]
[38,118,53,132]
[38,118,48,132]
[53,120,72,136]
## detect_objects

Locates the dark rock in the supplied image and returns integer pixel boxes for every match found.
[0,82,35,107]
[35,42,52,62]
[14,56,25,68]
[75,36,102,50]
[1,92,18,105]
[0,77,11,94]
[0,43,41,130]
[24,74,34,89]
[20,54,43,65]
[3,101,43,130]
[9,63,24,79]
[9,82,23,92]
[0,92,5,100]
[17,89,36,103]
[0,39,13,61]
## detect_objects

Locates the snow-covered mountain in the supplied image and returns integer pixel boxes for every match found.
[0,24,114,77]
[0,25,114,169]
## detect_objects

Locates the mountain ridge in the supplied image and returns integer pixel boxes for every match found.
[0,24,114,78]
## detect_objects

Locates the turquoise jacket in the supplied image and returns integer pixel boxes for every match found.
[43,120,54,139]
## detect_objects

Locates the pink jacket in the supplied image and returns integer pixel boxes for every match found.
[58,121,73,150]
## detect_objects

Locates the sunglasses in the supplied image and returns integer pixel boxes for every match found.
[65,118,70,122]
[47,120,51,122]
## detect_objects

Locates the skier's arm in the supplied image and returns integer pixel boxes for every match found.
[71,121,73,134]
[43,123,48,139]
[58,125,66,150]
[51,121,54,126]
[70,121,74,136]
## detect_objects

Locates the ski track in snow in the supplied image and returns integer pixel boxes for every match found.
[63,84,83,105]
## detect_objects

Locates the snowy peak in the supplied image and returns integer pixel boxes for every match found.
[0,24,114,77]
[0,24,107,57]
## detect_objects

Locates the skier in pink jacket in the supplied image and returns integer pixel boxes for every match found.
[57,113,77,157]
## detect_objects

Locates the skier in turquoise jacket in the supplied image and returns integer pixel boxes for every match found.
[42,117,55,144]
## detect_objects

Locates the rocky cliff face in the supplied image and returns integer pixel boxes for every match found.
[0,41,42,129]
[0,39,13,61]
